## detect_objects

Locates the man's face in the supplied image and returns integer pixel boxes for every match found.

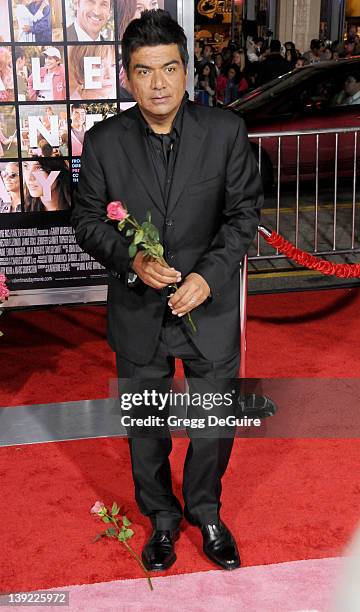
[74,0,111,39]
[203,45,212,58]
[134,0,158,18]
[128,44,187,122]
[44,55,59,70]
[72,108,86,126]
[345,75,360,96]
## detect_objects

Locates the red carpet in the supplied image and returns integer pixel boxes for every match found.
[1,288,359,407]
[1,436,360,592]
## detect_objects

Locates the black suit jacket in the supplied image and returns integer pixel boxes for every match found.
[66,23,105,41]
[71,98,263,364]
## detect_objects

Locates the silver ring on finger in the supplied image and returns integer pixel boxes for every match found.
[189,297,196,304]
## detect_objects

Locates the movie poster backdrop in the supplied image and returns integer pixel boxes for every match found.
[0,0,175,292]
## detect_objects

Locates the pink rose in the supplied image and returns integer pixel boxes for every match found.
[107,201,128,221]
[0,280,9,301]
[90,501,106,515]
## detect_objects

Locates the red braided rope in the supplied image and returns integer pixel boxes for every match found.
[258,228,360,279]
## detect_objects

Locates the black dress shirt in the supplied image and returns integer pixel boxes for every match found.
[126,93,188,284]
[137,92,188,206]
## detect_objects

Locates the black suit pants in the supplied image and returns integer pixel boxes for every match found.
[116,312,240,530]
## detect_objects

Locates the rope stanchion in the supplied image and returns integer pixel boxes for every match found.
[258,225,360,279]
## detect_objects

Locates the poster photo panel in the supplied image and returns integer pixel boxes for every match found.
[67,44,117,99]
[21,157,71,212]
[0,161,21,213]
[15,45,66,101]
[65,0,115,42]
[70,100,116,156]
[18,102,68,157]
[117,0,165,40]
[11,0,64,44]
[0,0,11,42]
[0,46,15,102]
[0,105,18,158]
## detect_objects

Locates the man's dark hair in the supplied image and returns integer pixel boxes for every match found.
[71,103,87,113]
[310,39,321,50]
[122,9,189,78]
[270,39,281,53]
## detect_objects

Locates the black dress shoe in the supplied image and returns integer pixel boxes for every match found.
[184,509,240,570]
[238,394,277,418]
[142,528,180,571]
[201,522,240,570]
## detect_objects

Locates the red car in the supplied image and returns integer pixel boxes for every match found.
[229,58,360,187]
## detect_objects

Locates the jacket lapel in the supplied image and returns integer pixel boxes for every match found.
[166,102,207,217]
[118,108,166,215]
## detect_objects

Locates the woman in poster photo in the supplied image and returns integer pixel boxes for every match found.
[0,123,16,157]
[13,0,50,42]
[68,44,116,99]
[0,47,14,102]
[0,0,11,42]
[23,158,71,211]
[0,162,21,213]
[118,0,161,40]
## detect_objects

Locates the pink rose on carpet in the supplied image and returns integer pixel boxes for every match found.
[90,501,105,515]
[107,201,128,221]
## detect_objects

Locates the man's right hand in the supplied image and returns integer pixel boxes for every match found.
[132,251,181,290]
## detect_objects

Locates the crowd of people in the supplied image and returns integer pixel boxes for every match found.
[194,34,360,107]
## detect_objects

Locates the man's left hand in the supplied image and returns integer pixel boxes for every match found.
[168,272,210,317]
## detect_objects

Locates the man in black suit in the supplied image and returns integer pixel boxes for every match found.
[66,0,111,41]
[72,9,263,572]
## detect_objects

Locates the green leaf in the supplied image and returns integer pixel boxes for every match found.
[146,210,152,223]
[153,244,163,257]
[134,230,144,245]
[102,516,111,523]
[118,531,125,542]
[125,229,135,237]
[128,244,138,258]
[124,528,134,540]
[106,527,117,536]
[111,502,120,516]
[122,516,131,527]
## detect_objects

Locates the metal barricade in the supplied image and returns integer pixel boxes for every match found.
[239,126,360,376]
[248,126,360,259]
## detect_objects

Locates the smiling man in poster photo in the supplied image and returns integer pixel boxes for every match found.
[72,10,263,572]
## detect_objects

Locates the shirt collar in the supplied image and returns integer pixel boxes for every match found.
[137,91,189,138]
[74,20,101,42]
[349,90,360,103]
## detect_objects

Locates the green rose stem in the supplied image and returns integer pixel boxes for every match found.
[109,515,154,591]
[115,213,197,334]
[94,503,154,591]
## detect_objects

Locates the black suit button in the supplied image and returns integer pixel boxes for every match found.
[167,250,175,260]
[165,219,174,227]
